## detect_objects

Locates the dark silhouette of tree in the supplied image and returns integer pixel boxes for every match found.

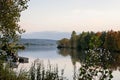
[70,31,77,49]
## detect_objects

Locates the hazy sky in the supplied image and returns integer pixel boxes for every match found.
[20,0,120,33]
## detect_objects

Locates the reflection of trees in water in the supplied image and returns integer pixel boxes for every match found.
[110,53,120,71]
[58,49,86,65]
[58,49,120,70]
[58,48,120,80]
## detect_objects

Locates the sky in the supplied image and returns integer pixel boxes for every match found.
[20,0,120,33]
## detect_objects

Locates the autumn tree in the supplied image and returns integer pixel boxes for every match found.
[0,0,29,56]
[104,31,120,51]
[104,30,115,51]
[58,30,120,52]
[57,38,70,48]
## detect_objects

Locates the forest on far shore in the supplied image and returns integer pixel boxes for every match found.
[57,30,120,52]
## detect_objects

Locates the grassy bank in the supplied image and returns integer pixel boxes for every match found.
[0,49,114,80]
[0,60,66,80]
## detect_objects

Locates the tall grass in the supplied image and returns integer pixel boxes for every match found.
[29,59,67,80]
[0,59,67,80]
[0,60,29,80]
[0,49,114,80]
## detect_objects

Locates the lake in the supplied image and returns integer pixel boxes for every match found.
[18,44,120,80]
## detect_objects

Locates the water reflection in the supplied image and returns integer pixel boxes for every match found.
[58,48,120,79]
[58,49,86,65]
[18,45,120,80]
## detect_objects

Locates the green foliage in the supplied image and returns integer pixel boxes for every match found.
[78,49,113,80]
[89,34,102,49]
[77,32,89,50]
[0,0,29,55]
[0,0,29,79]
[0,60,29,80]
[70,31,77,48]
[57,30,120,51]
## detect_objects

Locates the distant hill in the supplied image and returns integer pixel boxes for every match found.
[21,31,71,40]
[19,39,57,46]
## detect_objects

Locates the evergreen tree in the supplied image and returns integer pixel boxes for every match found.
[70,31,77,48]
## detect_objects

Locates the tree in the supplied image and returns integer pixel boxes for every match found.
[77,32,89,50]
[0,0,29,56]
[57,38,70,48]
[116,31,120,51]
[104,30,113,51]
[89,34,101,49]
[99,31,106,48]
[70,31,77,48]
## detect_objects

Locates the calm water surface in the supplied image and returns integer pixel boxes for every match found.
[18,45,120,80]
